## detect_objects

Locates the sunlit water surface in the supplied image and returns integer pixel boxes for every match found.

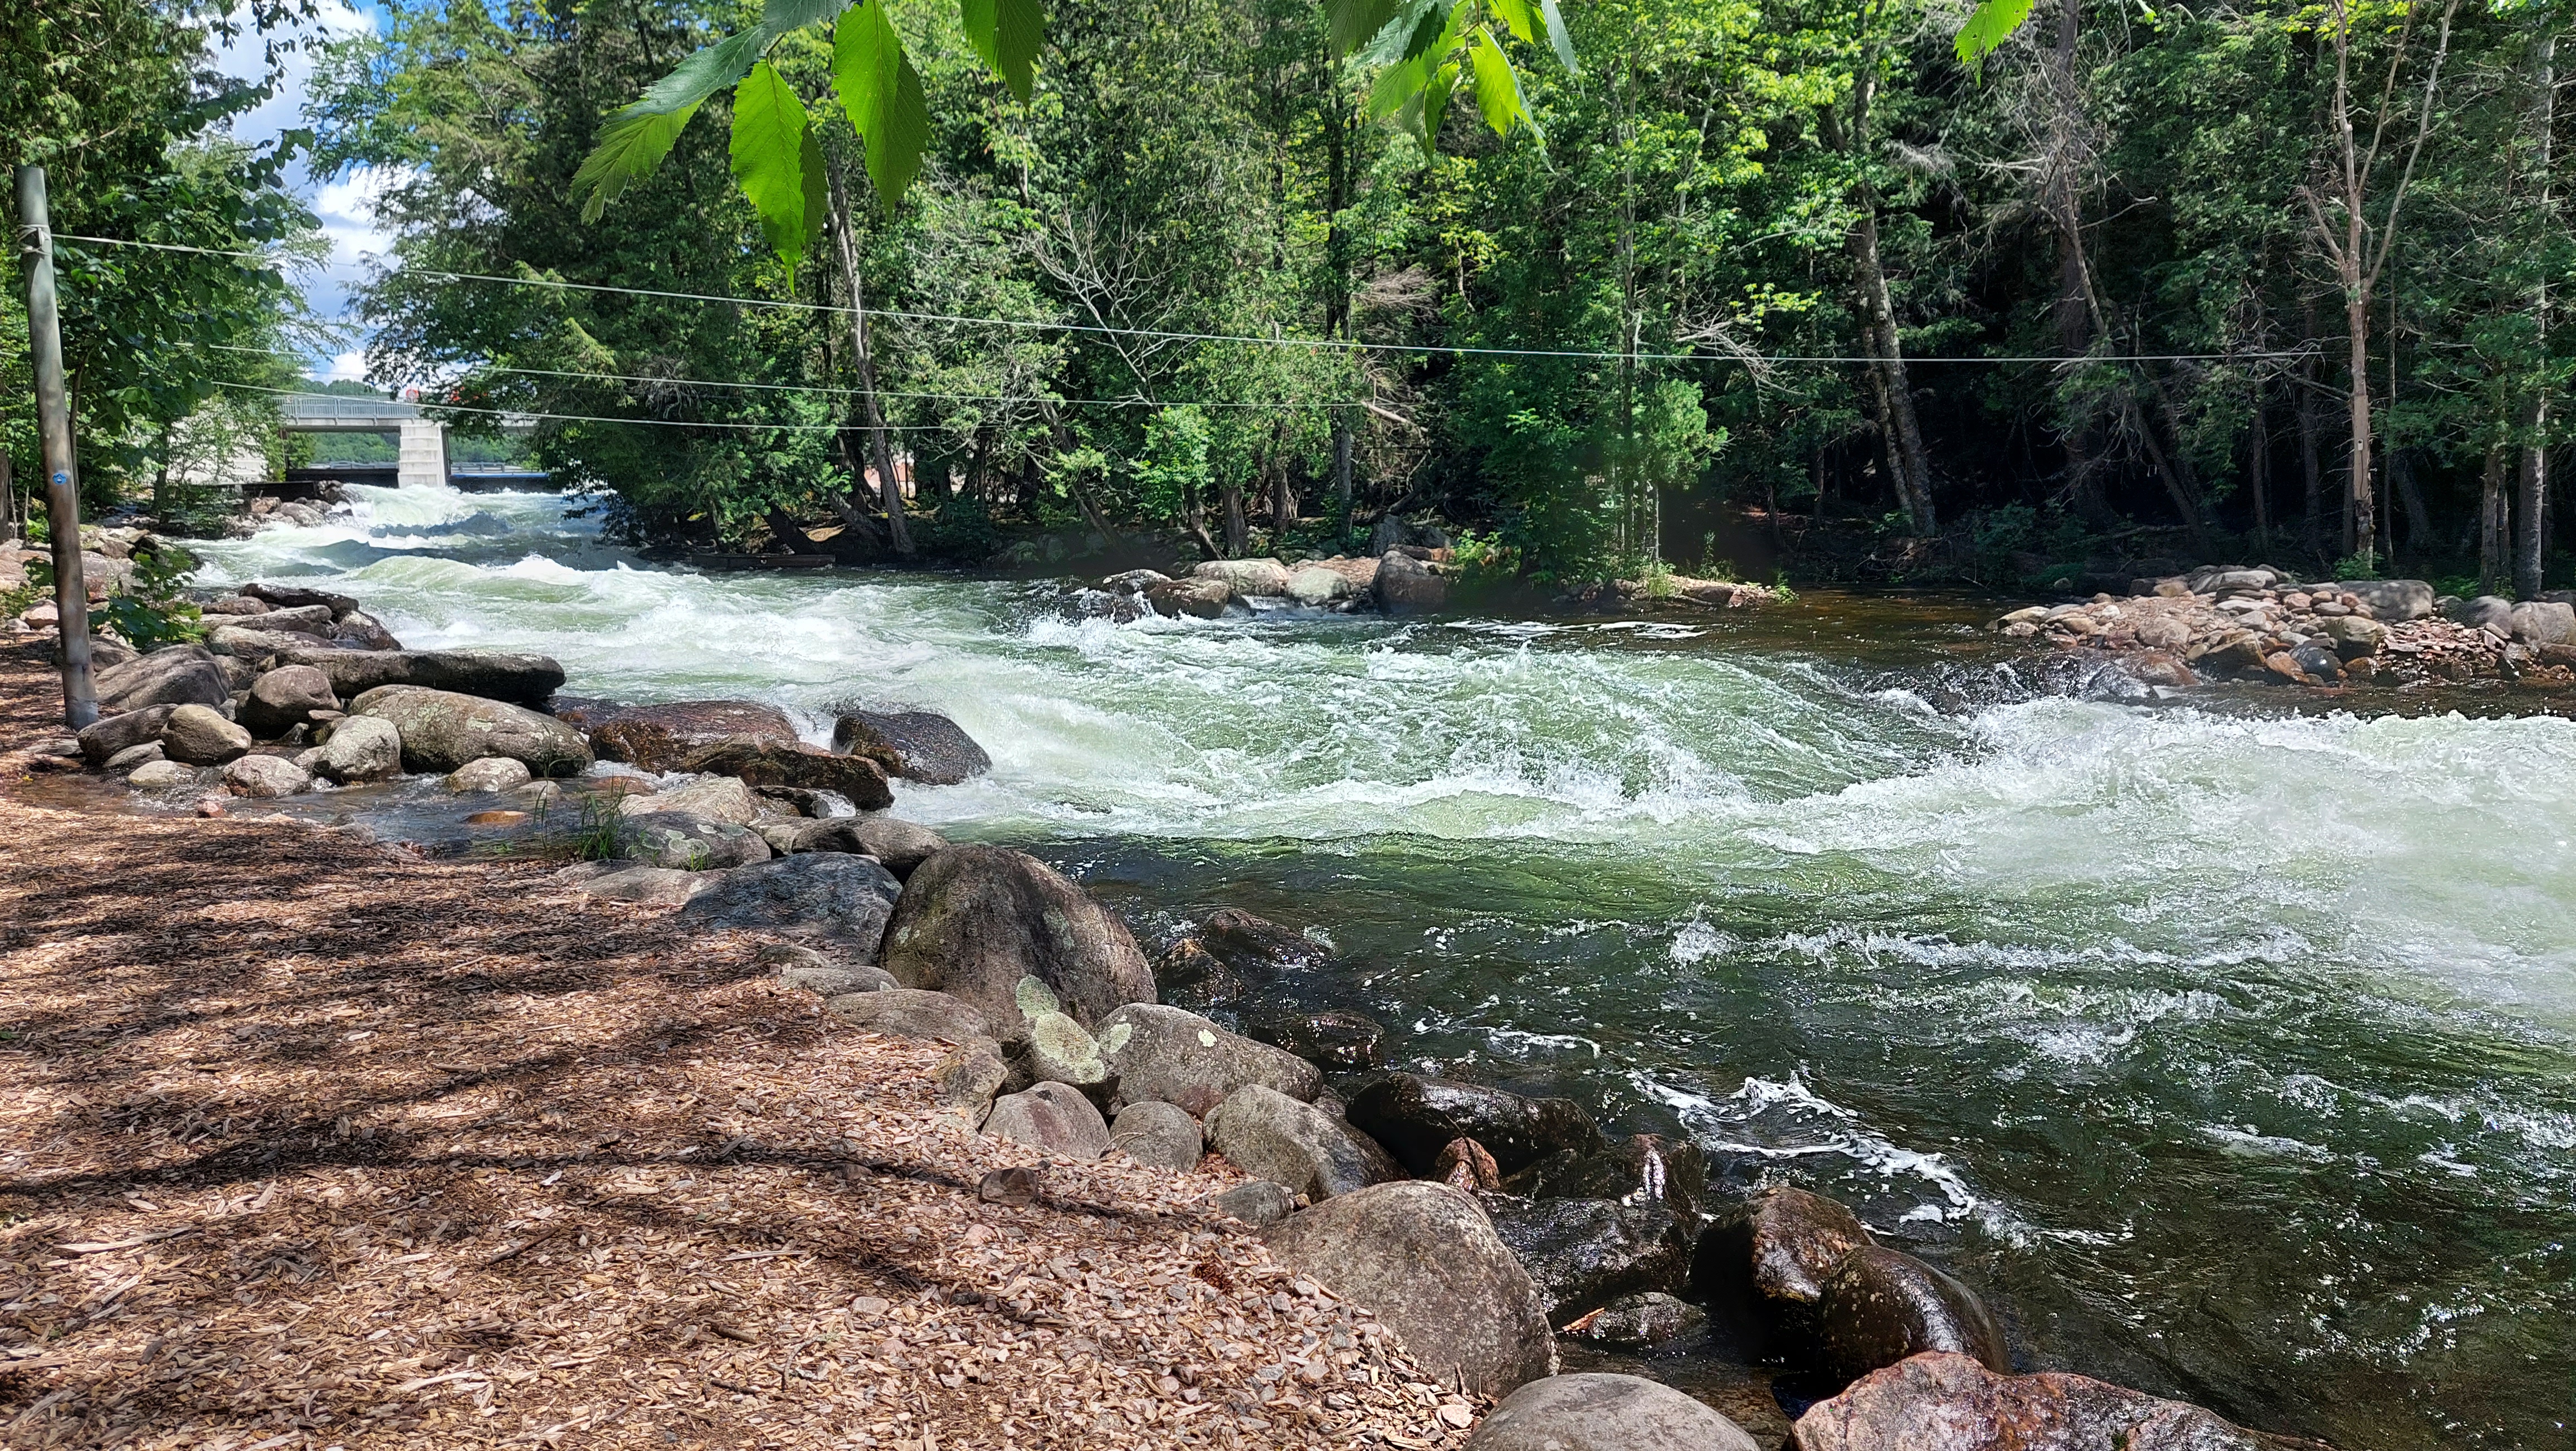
[193,485,2576,1449]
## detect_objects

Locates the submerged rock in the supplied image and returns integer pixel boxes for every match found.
[1345,1072,1603,1178]
[1262,1181,1558,1397]
[1565,1292,1708,1349]
[831,709,991,785]
[880,846,1154,1031]
[1248,1007,1388,1070]
[1481,1194,1696,1324]
[1791,1352,2270,1451]
[1816,1246,2009,1386]
[1467,1372,1758,1451]
[1152,938,1242,1011]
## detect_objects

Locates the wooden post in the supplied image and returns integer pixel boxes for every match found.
[15,165,98,729]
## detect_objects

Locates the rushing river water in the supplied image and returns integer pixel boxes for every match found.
[191,484,2575,1449]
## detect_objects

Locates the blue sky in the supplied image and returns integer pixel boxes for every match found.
[213,1,393,384]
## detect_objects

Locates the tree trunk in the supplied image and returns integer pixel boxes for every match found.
[2299,301,2326,551]
[1331,411,1354,546]
[2250,384,2271,552]
[823,153,913,557]
[2047,0,2109,524]
[2345,288,2372,559]
[1221,479,1247,557]
[2518,30,2554,598]
[1839,46,1935,535]
[2481,441,2510,591]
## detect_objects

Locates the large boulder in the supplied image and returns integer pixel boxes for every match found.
[1204,1084,1401,1201]
[1816,1247,2009,1386]
[1146,577,1232,619]
[784,816,949,878]
[315,714,402,783]
[1792,1353,2269,1451]
[620,812,773,870]
[1189,557,1294,598]
[350,685,592,775]
[1097,1002,1321,1116]
[1286,566,1358,607]
[238,665,339,738]
[93,645,230,714]
[2329,578,2435,621]
[1108,1100,1203,1171]
[222,753,312,799]
[1248,1008,1388,1071]
[160,704,252,766]
[831,709,991,785]
[2510,600,2576,645]
[285,649,566,707]
[77,705,174,767]
[1262,1181,1558,1397]
[679,853,902,955]
[1346,1073,1603,1178]
[242,581,358,616]
[1467,1374,1759,1451]
[617,773,764,827]
[984,1082,1113,1161]
[1506,1133,1713,1226]
[879,846,1155,1031]
[564,699,800,771]
[681,737,894,810]
[1483,1195,1697,1325]
[824,988,993,1042]
[1374,550,1450,613]
[210,625,335,661]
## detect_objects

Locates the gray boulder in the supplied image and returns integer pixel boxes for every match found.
[1374,550,1450,613]
[1108,1101,1203,1171]
[77,705,173,766]
[785,815,950,877]
[1567,1292,1708,1349]
[618,773,763,826]
[1262,1181,1557,1397]
[832,709,992,785]
[316,714,402,783]
[2331,578,2435,620]
[824,987,993,1041]
[2510,600,2575,645]
[351,684,592,775]
[1286,566,1357,607]
[1816,1245,2009,1386]
[238,664,339,738]
[105,742,165,772]
[1207,1180,1297,1228]
[285,648,565,707]
[208,625,335,660]
[161,704,252,766]
[1147,577,1232,618]
[126,759,196,789]
[1467,1374,1759,1451]
[1009,998,1115,1101]
[984,1082,1113,1161]
[1189,557,1294,597]
[934,1038,1012,1127]
[680,853,903,956]
[1097,1002,1322,1116]
[567,699,799,771]
[94,645,230,714]
[222,753,312,799]
[577,866,713,905]
[1204,1083,1401,1201]
[2447,594,2516,631]
[446,756,533,792]
[621,812,773,870]
[241,581,358,615]
[1791,1353,2267,1451]
[880,846,1155,1031]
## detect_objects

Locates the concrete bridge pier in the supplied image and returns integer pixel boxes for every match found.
[397,419,449,491]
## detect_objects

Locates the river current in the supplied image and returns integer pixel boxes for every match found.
[193,484,2575,1448]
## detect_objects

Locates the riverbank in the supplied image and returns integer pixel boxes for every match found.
[0,639,1475,1451]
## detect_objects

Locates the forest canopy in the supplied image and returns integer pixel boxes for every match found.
[295,0,2567,590]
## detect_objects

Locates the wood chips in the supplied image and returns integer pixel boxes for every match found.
[0,640,1474,1450]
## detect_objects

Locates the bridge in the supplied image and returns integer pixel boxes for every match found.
[275,392,539,491]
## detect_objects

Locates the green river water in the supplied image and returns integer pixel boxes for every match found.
[190,484,2576,1448]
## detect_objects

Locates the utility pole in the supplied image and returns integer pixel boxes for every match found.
[16,166,99,729]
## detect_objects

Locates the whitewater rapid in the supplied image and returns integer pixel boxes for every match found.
[193,483,2576,1448]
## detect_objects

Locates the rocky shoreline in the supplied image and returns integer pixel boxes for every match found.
[1994,564,2576,692]
[0,569,2328,1449]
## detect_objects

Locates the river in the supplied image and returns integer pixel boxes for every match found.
[192,483,2576,1449]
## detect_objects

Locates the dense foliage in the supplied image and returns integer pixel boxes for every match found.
[2,1,324,528]
[310,0,2568,589]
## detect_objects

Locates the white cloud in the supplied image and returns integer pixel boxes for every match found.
[311,350,370,384]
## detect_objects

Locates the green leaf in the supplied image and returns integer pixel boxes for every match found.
[1423,59,1458,143]
[763,0,851,26]
[1536,0,1578,74]
[1954,0,2037,75]
[730,61,812,267]
[1467,28,1534,139]
[1328,0,1405,55]
[573,100,704,222]
[573,27,770,220]
[1490,0,1536,45]
[959,0,1045,100]
[832,1,933,207]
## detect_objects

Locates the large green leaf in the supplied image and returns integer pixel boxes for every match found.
[1328,0,1406,55]
[729,61,812,266]
[1536,0,1578,75]
[1467,27,1536,140]
[1490,0,1536,45]
[762,0,851,27]
[573,27,768,220]
[1954,0,2036,74]
[832,1,933,207]
[959,0,1046,99]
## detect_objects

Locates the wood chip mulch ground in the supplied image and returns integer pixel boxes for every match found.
[0,638,1472,1451]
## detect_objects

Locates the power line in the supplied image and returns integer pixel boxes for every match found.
[56,232,2316,368]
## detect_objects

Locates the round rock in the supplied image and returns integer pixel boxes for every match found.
[880,846,1154,1030]
[316,714,403,783]
[1464,1373,1758,1451]
[161,704,252,766]
[223,753,313,798]
[984,1081,1113,1161]
[680,853,902,956]
[447,756,533,792]
[1108,1101,1203,1171]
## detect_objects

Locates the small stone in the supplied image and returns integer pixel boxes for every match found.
[105,742,167,772]
[977,1166,1038,1207]
[194,795,230,818]
[1566,1291,1707,1348]
[1435,1136,1502,1191]
[934,1038,1011,1127]
[317,714,403,783]
[127,759,195,788]
[222,753,312,798]
[1206,1180,1298,1228]
[447,756,534,792]
[465,809,529,826]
